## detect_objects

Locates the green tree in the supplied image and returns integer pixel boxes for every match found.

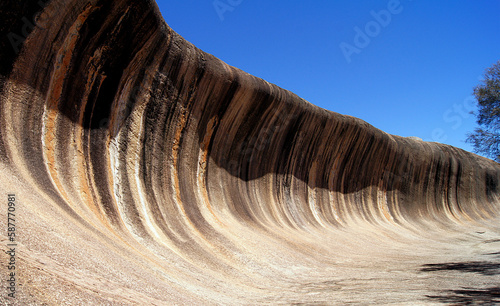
[467,60,500,162]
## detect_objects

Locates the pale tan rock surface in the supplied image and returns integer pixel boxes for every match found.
[1,0,499,304]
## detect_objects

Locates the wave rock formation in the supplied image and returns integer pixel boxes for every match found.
[1,0,500,304]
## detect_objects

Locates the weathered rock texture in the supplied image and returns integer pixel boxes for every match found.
[1,0,500,304]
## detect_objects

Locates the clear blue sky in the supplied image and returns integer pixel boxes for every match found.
[157,0,500,154]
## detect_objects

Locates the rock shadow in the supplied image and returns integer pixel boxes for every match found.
[426,287,500,305]
[420,261,500,276]
[421,261,500,304]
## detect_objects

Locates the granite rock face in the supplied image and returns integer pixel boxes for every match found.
[1,1,500,304]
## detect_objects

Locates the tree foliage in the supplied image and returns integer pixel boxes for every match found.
[467,61,500,162]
